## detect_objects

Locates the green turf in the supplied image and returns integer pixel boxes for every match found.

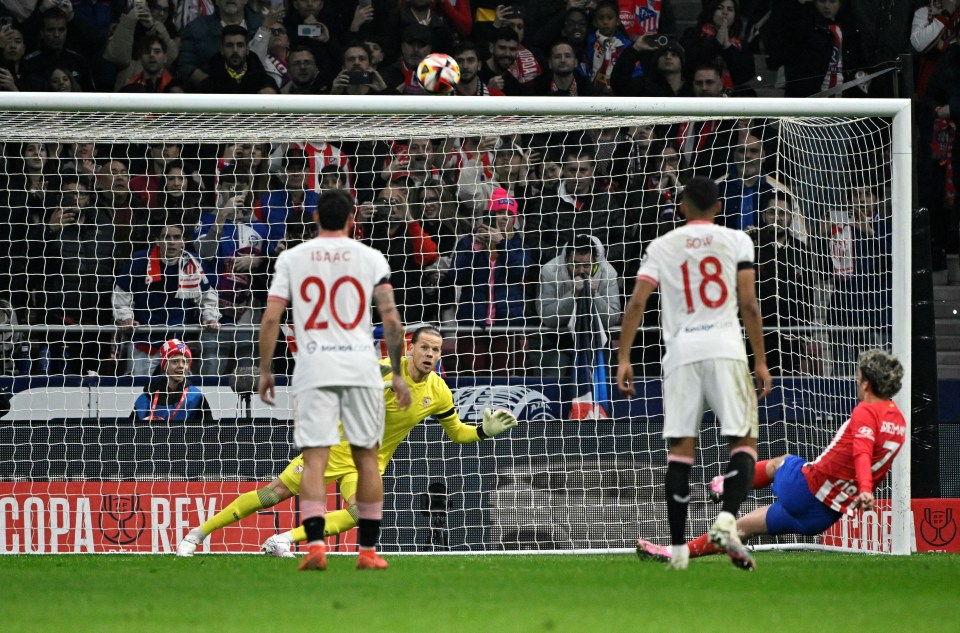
[2,552,958,633]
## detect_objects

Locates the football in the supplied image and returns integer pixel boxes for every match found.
[416,52,461,94]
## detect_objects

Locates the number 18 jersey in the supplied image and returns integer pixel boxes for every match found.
[267,235,391,392]
[637,220,754,375]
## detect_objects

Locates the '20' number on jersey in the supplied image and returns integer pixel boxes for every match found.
[300,276,365,330]
[681,256,728,314]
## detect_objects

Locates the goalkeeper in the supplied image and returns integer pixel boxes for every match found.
[177,326,519,557]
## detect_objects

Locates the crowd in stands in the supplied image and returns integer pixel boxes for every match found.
[0,0,937,382]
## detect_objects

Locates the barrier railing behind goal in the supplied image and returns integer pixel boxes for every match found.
[0,94,911,555]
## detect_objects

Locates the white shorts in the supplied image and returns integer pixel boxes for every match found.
[662,358,758,439]
[293,386,385,449]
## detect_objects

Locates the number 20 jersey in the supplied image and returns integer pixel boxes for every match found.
[636,220,755,375]
[267,235,391,392]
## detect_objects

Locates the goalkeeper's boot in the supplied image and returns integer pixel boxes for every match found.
[297,544,328,571]
[356,549,388,570]
[709,474,725,504]
[262,534,296,558]
[176,528,206,557]
[636,539,671,563]
[665,545,689,570]
[708,511,756,571]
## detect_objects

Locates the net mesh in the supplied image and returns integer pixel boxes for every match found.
[0,106,899,554]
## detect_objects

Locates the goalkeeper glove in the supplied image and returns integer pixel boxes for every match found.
[480,408,519,438]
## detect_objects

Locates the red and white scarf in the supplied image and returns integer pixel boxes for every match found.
[146,245,205,300]
[821,24,844,93]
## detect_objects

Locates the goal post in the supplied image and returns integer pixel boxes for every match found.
[0,94,911,555]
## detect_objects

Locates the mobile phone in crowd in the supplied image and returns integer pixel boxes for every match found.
[358,0,372,8]
[298,24,323,37]
[348,70,372,85]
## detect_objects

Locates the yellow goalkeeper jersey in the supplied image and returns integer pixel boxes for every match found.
[325,357,480,476]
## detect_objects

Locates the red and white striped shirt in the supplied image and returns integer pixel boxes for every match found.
[804,400,907,515]
[296,141,354,193]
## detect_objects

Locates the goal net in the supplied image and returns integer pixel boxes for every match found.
[0,94,911,555]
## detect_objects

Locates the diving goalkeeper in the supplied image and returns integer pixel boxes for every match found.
[176,326,519,557]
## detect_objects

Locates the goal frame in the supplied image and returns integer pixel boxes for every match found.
[0,93,912,555]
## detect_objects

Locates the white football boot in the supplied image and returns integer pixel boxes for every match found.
[665,544,689,570]
[708,511,756,571]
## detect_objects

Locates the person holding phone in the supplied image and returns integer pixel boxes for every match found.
[330,40,387,95]
[196,167,269,377]
[0,24,24,91]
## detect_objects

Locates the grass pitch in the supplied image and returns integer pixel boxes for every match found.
[2,552,957,633]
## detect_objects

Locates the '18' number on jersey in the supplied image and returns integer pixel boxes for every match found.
[681,256,728,314]
[300,276,365,330]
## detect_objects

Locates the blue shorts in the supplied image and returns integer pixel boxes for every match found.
[766,455,843,536]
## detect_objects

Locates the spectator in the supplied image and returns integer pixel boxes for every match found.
[454,135,498,213]
[197,175,268,376]
[250,7,291,90]
[201,25,273,94]
[0,142,50,321]
[282,0,340,67]
[329,40,387,95]
[417,176,466,256]
[0,27,26,90]
[97,157,151,265]
[679,0,757,96]
[752,193,825,375]
[392,0,457,56]
[826,185,891,378]
[532,39,593,96]
[495,5,543,86]
[178,0,263,87]
[924,32,960,272]
[533,234,622,412]
[112,223,221,376]
[526,145,623,265]
[156,159,202,238]
[231,142,273,205]
[611,139,682,280]
[358,179,439,323]
[131,142,181,209]
[104,0,179,90]
[444,188,529,375]
[453,40,504,96]
[48,64,81,91]
[579,0,631,95]
[28,172,114,375]
[716,129,792,233]
[379,137,436,187]
[670,63,739,180]
[260,150,320,256]
[132,339,213,423]
[20,8,96,91]
[912,0,960,98]
[611,34,690,97]
[764,0,869,98]
[283,45,333,94]
[379,23,433,94]
[477,26,530,96]
[117,33,174,93]
[339,0,393,56]
[531,7,590,61]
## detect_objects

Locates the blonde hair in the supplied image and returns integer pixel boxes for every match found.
[858,349,903,400]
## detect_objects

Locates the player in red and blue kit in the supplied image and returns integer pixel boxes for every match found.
[637,348,906,568]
